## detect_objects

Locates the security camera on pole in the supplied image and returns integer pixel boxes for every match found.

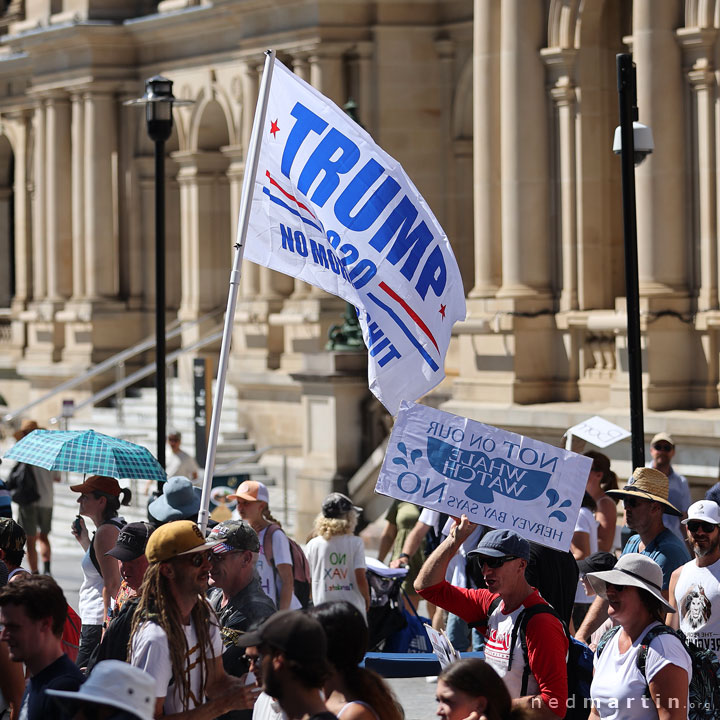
[614,53,654,470]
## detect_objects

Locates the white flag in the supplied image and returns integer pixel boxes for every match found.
[245,58,466,414]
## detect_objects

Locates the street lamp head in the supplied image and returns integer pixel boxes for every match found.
[144,75,174,143]
[125,75,193,144]
[613,121,654,166]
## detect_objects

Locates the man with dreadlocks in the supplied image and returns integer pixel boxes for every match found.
[129,520,257,718]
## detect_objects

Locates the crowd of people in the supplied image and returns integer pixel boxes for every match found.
[0,427,718,720]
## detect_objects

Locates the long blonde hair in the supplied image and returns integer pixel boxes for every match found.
[129,563,217,710]
[314,509,358,540]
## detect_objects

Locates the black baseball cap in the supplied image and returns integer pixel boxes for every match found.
[321,492,363,519]
[208,520,260,554]
[238,610,327,663]
[577,551,617,576]
[106,522,154,562]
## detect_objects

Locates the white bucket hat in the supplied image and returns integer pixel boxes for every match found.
[585,553,675,614]
[46,660,156,720]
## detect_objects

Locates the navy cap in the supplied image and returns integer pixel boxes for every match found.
[467,528,530,561]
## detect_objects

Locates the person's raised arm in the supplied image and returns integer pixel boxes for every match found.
[414,515,475,592]
[575,595,609,644]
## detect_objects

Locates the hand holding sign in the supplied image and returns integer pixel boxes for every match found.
[448,514,478,547]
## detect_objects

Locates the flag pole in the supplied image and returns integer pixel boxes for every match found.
[198,49,276,534]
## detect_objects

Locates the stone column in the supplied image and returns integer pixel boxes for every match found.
[239,62,260,300]
[117,89,143,308]
[308,48,345,105]
[31,100,46,300]
[70,91,86,299]
[496,0,551,299]
[44,93,72,302]
[633,0,687,297]
[6,112,31,306]
[691,61,717,310]
[349,41,374,134]
[83,90,118,299]
[471,0,501,299]
[436,38,456,241]
[0,187,12,307]
[548,69,579,312]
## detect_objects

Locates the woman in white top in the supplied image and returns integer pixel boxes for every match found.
[571,492,599,628]
[306,492,369,616]
[70,475,130,668]
[228,480,299,610]
[587,553,692,720]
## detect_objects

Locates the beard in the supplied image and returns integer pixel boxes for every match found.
[263,661,284,701]
[693,534,720,558]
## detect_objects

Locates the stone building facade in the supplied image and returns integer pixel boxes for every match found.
[2,0,720,532]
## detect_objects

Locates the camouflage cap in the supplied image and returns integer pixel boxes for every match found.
[0,518,26,553]
[208,519,260,554]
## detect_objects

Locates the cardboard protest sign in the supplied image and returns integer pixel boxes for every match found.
[375,402,592,552]
[567,415,631,449]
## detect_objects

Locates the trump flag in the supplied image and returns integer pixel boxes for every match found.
[244,58,466,414]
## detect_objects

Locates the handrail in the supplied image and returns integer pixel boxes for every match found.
[67,329,224,415]
[2,307,224,423]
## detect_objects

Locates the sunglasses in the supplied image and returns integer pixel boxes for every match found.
[623,496,650,509]
[687,520,718,534]
[210,551,244,563]
[652,443,673,452]
[606,582,627,593]
[242,652,263,668]
[479,556,517,569]
[179,550,213,567]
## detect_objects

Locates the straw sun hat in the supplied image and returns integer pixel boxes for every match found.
[585,553,675,614]
[606,467,682,516]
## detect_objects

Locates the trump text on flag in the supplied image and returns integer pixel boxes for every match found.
[375,403,592,551]
[244,59,466,414]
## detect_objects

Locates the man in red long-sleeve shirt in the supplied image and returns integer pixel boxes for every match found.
[415,516,568,719]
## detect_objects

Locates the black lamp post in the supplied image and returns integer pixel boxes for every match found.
[615,54,653,470]
[126,77,191,480]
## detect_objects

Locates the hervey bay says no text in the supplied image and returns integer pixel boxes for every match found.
[375,403,590,552]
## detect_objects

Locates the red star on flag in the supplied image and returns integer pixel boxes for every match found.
[439,304,446,319]
[270,119,280,138]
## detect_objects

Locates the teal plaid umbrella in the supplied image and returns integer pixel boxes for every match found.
[3,429,166,482]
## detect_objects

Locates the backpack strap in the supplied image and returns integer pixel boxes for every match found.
[262,523,280,569]
[635,624,677,695]
[508,603,565,697]
[595,625,621,658]
[88,518,126,577]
